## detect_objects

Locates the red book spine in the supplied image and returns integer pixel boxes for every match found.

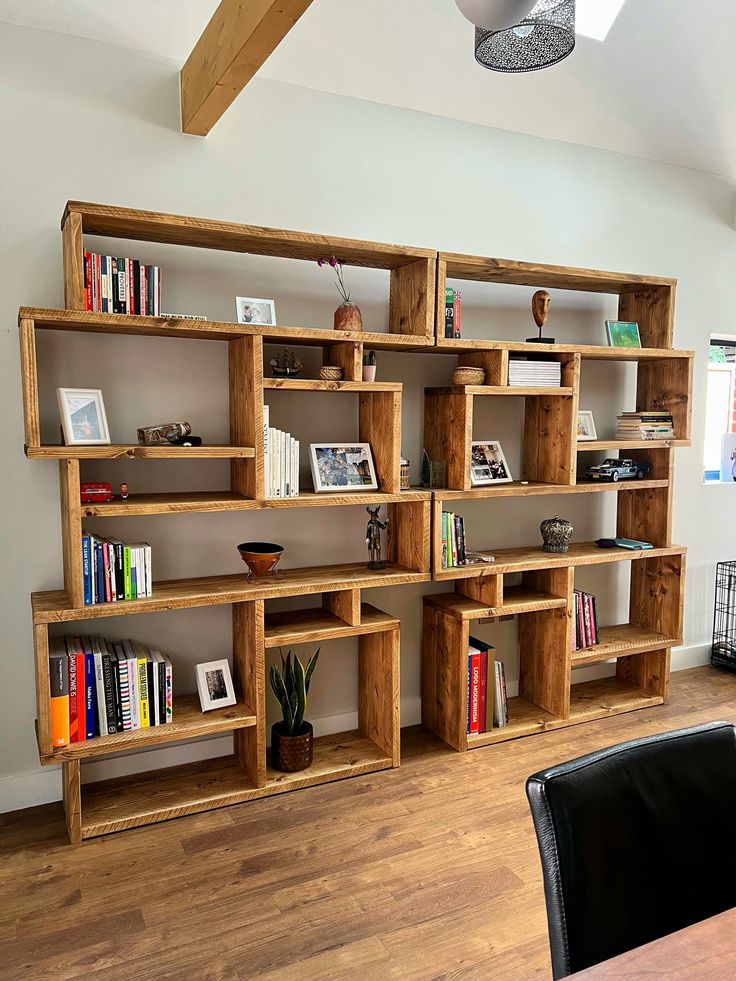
[587,594,598,645]
[94,254,101,312]
[68,652,80,742]
[140,264,147,316]
[76,653,86,741]
[84,251,92,311]
[103,544,111,603]
[453,290,462,338]
[469,652,481,735]
[125,258,132,315]
[478,649,488,734]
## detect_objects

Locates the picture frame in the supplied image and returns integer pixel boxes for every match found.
[576,410,598,442]
[605,320,642,348]
[309,443,379,492]
[470,441,513,486]
[235,296,277,326]
[56,388,111,445]
[196,659,237,712]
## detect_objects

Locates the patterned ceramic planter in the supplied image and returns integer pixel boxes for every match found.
[540,515,573,553]
[271,721,314,772]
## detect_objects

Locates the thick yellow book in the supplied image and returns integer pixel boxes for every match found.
[137,655,150,728]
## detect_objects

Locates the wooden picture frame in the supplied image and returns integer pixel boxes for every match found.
[309,443,379,493]
[470,441,513,486]
[56,388,110,445]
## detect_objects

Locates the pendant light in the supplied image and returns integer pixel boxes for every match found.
[455,0,536,31]
[472,0,576,73]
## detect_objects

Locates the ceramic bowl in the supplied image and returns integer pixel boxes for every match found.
[237,541,284,578]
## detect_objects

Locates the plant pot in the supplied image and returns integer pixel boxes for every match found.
[237,541,284,579]
[362,365,377,382]
[271,721,313,772]
[334,301,363,332]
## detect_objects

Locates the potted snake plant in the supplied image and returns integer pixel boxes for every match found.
[269,648,320,771]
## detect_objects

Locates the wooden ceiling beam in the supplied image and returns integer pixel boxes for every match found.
[180,0,314,137]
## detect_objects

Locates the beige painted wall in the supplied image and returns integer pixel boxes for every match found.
[0,21,732,811]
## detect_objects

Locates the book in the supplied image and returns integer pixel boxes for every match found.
[83,646,96,739]
[445,287,455,338]
[478,648,488,735]
[453,290,462,338]
[137,647,151,727]
[49,639,70,747]
[467,648,481,735]
[92,636,108,736]
[67,640,80,743]
[83,251,161,314]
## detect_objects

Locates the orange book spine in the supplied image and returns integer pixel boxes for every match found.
[49,645,70,747]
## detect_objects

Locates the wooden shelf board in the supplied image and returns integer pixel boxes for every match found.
[425,587,567,622]
[434,541,686,580]
[571,624,681,666]
[39,694,256,764]
[437,338,693,361]
[577,439,690,451]
[26,444,254,460]
[264,603,399,648]
[32,562,430,624]
[426,385,573,397]
[264,379,401,392]
[468,696,559,747]
[434,479,669,500]
[79,730,391,838]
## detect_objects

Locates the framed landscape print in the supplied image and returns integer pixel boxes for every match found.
[470,441,513,486]
[309,444,378,492]
[577,410,598,441]
[605,320,642,348]
[56,388,110,445]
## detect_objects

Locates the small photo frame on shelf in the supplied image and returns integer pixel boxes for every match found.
[235,296,276,325]
[576,410,598,442]
[56,388,110,445]
[196,659,237,712]
[470,441,513,486]
[605,320,641,349]
[309,444,378,492]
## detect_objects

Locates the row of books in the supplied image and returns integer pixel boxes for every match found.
[49,635,172,747]
[83,251,162,315]
[508,358,562,388]
[572,589,599,651]
[467,637,508,734]
[263,405,300,498]
[82,534,152,606]
[615,411,675,440]
[441,511,467,568]
[444,288,462,338]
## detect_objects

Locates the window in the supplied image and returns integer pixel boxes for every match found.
[704,335,736,482]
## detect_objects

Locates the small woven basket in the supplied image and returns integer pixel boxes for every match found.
[319,366,343,381]
[452,366,485,386]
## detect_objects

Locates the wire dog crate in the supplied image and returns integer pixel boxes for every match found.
[712,561,736,670]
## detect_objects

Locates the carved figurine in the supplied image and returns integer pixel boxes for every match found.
[527,289,555,344]
[366,506,389,570]
[120,482,129,501]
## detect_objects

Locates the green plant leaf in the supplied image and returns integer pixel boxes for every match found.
[270,664,294,730]
[293,654,307,732]
[304,647,320,694]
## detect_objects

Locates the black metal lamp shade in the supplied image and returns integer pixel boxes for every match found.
[474,0,575,72]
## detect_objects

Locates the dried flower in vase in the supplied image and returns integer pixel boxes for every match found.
[317,256,363,332]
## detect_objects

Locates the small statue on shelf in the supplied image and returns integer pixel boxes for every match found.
[120,482,129,501]
[366,506,389,570]
[527,289,555,344]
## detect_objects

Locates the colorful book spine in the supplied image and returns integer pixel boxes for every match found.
[49,640,70,747]
[445,287,455,338]
[468,650,481,735]
[453,290,462,338]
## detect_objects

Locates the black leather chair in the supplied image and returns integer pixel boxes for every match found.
[526,721,736,979]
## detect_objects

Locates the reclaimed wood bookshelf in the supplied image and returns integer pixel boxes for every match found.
[19,204,692,841]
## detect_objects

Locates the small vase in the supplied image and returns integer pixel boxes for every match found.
[362,365,377,382]
[271,721,313,772]
[334,301,363,332]
[540,515,573,554]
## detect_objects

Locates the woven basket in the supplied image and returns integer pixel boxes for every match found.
[319,366,343,381]
[452,366,485,386]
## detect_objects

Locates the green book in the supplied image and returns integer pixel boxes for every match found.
[123,546,132,600]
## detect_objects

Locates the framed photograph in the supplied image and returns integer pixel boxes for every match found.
[577,410,598,442]
[309,443,379,492]
[470,441,513,486]
[605,320,642,348]
[56,388,110,445]
[196,659,237,712]
[235,296,276,325]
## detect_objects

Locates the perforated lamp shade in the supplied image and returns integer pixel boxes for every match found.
[474,0,576,72]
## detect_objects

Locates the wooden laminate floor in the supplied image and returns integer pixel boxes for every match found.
[1,665,733,981]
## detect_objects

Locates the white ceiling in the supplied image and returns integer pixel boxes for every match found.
[2,0,736,180]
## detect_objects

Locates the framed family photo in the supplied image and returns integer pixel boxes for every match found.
[577,410,598,441]
[605,320,641,348]
[309,444,378,492]
[470,441,513,486]
[235,296,276,325]
[56,388,110,445]
[196,659,237,712]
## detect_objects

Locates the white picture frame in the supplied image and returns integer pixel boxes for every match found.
[235,296,277,325]
[470,441,513,486]
[56,388,111,445]
[577,410,598,442]
[309,443,379,492]
[196,659,237,712]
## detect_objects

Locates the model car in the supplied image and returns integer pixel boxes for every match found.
[80,481,114,503]
[585,458,650,482]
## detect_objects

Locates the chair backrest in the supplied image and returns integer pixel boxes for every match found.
[526,721,736,979]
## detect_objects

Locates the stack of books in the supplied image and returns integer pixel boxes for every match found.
[81,534,152,606]
[615,411,675,440]
[49,636,172,747]
[466,638,507,734]
[83,252,161,315]
[441,511,467,568]
[263,406,300,498]
[573,589,599,650]
[444,288,462,338]
[508,358,562,387]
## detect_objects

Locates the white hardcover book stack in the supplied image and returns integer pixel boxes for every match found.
[508,358,562,388]
[263,405,299,498]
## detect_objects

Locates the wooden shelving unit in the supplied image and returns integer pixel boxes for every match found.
[19,203,692,840]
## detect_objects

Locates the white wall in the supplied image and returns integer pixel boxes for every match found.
[1,21,733,812]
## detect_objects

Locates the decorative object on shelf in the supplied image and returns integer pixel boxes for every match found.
[235,296,276,325]
[237,541,285,581]
[195,659,236,712]
[119,482,128,501]
[527,290,555,344]
[317,256,363,332]
[309,444,378,492]
[80,482,113,504]
[453,366,485,386]
[465,551,496,564]
[576,410,598,442]
[615,411,674,441]
[318,366,343,381]
[455,0,535,31]
[56,388,110,446]
[137,421,191,445]
[470,441,513,486]
[270,349,303,378]
[363,350,377,382]
[400,457,411,490]
[540,515,573,553]
[472,0,576,74]
[430,460,447,489]
[420,449,431,487]
[366,506,389,570]
[169,435,203,447]
[269,648,320,772]
[586,458,651,482]
[614,537,653,551]
[595,538,617,549]
[606,320,642,348]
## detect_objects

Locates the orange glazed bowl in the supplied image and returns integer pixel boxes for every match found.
[237,542,284,579]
